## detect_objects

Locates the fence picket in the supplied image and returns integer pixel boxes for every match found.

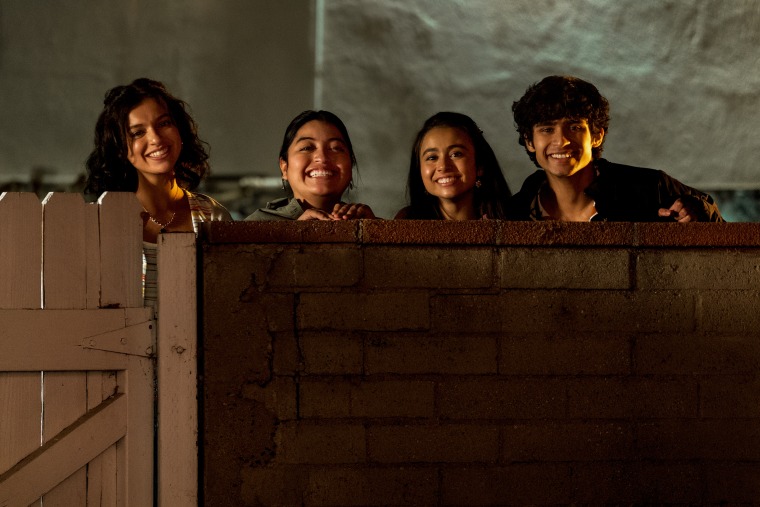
[0,193,42,309]
[40,372,87,505]
[85,203,101,309]
[42,193,87,309]
[98,192,142,308]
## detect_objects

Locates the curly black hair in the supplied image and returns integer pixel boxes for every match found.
[512,75,610,167]
[403,112,511,219]
[84,78,209,196]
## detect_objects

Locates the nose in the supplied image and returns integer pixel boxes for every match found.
[148,127,161,144]
[552,128,570,146]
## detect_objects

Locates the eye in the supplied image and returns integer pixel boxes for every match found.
[450,150,464,158]
[129,129,145,139]
[159,119,174,128]
[298,144,315,152]
[424,154,438,162]
[329,143,346,153]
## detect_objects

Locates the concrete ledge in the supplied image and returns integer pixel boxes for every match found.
[203,220,760,247]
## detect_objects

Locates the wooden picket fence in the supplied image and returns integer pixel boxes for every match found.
[0,192,198,506]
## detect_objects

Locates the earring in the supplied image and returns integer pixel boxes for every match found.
[349,179,354,190]
[475,179,482,189]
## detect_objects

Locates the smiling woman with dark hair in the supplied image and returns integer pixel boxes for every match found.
[246,110,377,221]
[396,112,511,220]
[85,78,231,304]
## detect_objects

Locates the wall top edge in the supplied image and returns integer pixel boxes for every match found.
[201,221,760,248]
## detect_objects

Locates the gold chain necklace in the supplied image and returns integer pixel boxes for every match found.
[144,209,176,231]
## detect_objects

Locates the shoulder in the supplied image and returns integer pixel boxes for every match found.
[595,159,666,183]
[245,197,304,221]
[394,206,412,219]
[186,191,233,221]
[504,170,546,220]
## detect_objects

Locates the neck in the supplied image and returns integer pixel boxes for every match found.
[543,164,597,221]
[136,175,183,214]
[437,195,477,221]
[296,195,341,213]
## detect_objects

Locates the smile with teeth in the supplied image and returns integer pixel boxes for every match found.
[550,152,572,159]
[436,176,459,184]
[147,147,169,159]
[307,169,334,178]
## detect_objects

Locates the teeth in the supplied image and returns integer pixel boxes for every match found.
[550,153,571,159]
[148,148,168,158]
[437,177,456,184]
[308,170,333,177]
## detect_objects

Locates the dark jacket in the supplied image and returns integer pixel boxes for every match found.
[245,197,305,221]
[505,159,724,222]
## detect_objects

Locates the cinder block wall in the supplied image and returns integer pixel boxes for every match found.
[201,221,760,506]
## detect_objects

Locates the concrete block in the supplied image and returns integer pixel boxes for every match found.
[700,377,760,418]
[368,424,499,463]
[637,420,760,460]
[240,466,309,507]
[305,467,438,506]
[301,332,364,374]
[267,244,361,288]
[500,248,631,289]
[637,250,760,289]
[300,379,435,418]
[241,377,298,421]
[500,332,631,375]
[705,463,760,503]
[438,378,567,419]
[365,334,498,374]
[635,333,760,375]
[503,422,633,461]
[298,292,429,331]
[698,290,760,333]
[430,295,503,333]
[500,290,696,333]
[278,422,366,464]
[566,378,698,419]
[441,464,572,505]
[364,246,493,288]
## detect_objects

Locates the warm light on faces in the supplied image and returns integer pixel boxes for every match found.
[126,98,182,182]
[526,118,604,179]
[419,127,481,202]
[280,120,353,209]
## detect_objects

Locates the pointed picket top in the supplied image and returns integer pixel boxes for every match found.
[0,192,42,309]
[42,193,87,309]
[97,192,143,308]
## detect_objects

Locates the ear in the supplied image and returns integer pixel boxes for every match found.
[279,158,288,180]
[524,135,536,153]
[592,128,605,148]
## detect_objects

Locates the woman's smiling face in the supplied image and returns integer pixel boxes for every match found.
[126,98,182,181]
[419,126,480,203]
[280,120,353,208]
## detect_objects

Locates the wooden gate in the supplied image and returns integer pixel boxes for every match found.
[0,192,158,506]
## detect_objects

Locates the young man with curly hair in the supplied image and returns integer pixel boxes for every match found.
[507,75,723,222]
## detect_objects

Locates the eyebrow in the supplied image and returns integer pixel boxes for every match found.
[422,143,469,155]
[129,113,172,130]
[294,136,346,144]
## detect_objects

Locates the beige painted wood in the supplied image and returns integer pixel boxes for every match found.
[40,372,87,505]
[42,193,87,309]
[0,394,127,506]
[86,371,118,506]
[85,202,101,309]
[0,308,153,371]
[157,232,198,506]
[98,192,143,309]
[0,373,41,475]
[0,193,42,309]
[126,355,154,507]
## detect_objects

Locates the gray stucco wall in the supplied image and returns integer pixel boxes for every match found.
[1,1,758,219]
